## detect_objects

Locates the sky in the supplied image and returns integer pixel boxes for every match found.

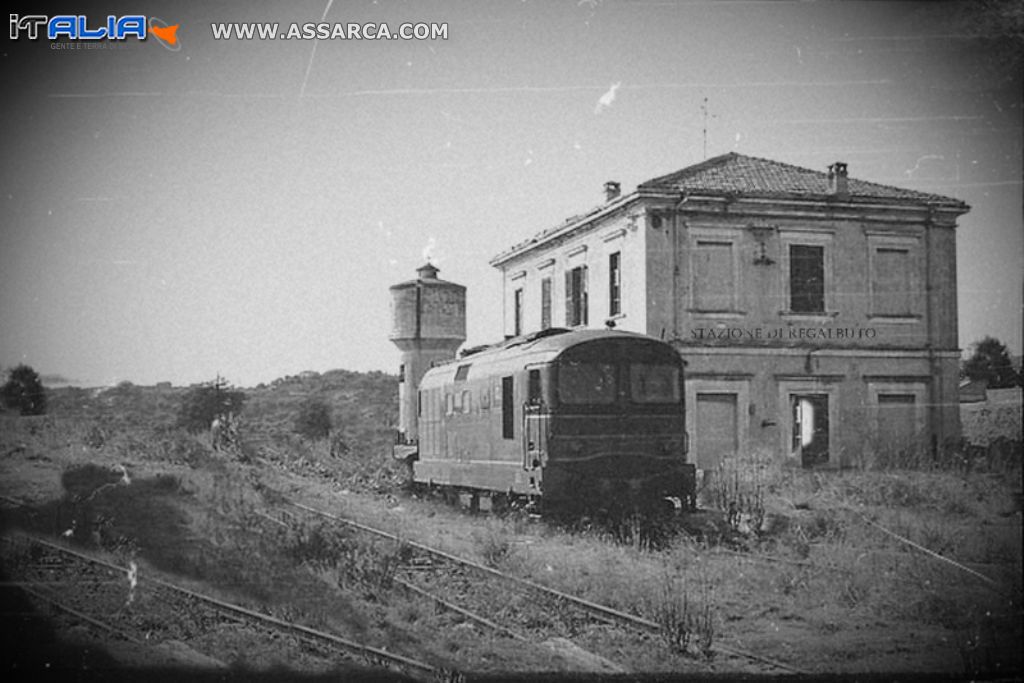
[1,0,1021,388]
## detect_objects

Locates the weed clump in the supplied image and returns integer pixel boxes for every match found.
[474,525,514,568]
[651,573,715,659]
[277,520,408,601]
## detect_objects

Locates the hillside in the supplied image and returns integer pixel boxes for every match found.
[38,370,399,463]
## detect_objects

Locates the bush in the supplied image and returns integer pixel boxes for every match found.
[1,364,47,416]
[176,377,246,434]
[294,398,333,441]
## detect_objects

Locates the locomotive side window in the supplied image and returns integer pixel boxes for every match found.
[480,385,491,411]
[461,389,472,414]
[501,376,514,439]
[630,363,681,404]
[559,362,616,404]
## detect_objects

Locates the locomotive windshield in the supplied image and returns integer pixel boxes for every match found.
[559,362,618,404]
[630,363,681,404]
[557,360,681,406]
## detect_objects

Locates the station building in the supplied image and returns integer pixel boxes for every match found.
[489,153,969,470]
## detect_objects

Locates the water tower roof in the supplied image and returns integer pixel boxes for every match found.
[416,262,439,280]
[390,263,465,291]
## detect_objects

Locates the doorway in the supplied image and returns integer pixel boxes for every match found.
[791,394,829,468]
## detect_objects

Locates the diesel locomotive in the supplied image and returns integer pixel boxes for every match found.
[390,265,696,515]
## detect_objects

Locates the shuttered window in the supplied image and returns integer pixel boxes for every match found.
[565,265,588,327]
[693,241,734,311]
[513,287,524,336]
[609,251,622,316]
[872,247,912,316]
[540,277,552,330]
[789,244,825,313]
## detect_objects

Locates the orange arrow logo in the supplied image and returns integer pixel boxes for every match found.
[150,23,178,46]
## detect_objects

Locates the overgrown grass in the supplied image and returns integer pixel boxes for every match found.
[3,408,1020,676]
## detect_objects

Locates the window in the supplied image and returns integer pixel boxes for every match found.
[559,362,617,404]
[501,376,514,439]
[454,364,471,381]
[565,265,588,327]
[540,277,552,330]
[629,363,681,404]
[609,251,622,316]
[513,287,524,336]
[528,369,542,404]
[789,244,825,313]
[872,247,914,316]
[693,241,735,311]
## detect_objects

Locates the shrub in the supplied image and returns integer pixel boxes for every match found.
[176,377,246,434]
[1,364,47,416]
[294,398,333,441]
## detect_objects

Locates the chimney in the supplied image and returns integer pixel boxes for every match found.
[827,162,849,198]
[604,180,621,202]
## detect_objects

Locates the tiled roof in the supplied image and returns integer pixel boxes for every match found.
[492,153,968,265]
[638,152,967,206]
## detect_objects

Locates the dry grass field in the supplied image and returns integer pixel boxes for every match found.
[1,377,1021,679]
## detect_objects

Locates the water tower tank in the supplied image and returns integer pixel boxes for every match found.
[389,263,466,443]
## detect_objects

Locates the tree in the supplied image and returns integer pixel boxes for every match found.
[1,364,48,416]
[963,336,1020,389]
[176,376,247,433]
[294,397,333,441]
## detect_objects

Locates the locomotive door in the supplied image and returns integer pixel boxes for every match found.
[523,368,549,470]
[523,404,550,470]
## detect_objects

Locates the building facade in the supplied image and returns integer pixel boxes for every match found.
[490,153,969,471]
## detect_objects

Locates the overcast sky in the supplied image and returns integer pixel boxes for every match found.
[2,0,1021,388]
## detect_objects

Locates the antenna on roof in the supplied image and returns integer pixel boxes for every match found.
[700,96,717,160]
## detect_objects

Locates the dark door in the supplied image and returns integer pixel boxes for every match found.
[523,403,549,470]
[695,393,738,471]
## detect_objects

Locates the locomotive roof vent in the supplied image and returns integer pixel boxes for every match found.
[504,327,571,350]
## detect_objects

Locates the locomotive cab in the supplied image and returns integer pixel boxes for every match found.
[541,337,694,513]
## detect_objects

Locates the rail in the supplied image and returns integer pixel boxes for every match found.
[285,499,808,675]
[2,532,442,679]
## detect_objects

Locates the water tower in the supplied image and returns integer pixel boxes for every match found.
[389,263,466,449]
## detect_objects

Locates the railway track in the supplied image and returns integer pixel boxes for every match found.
[1,493,807,675]
[284,498,809,676]
[1,532,445,680]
